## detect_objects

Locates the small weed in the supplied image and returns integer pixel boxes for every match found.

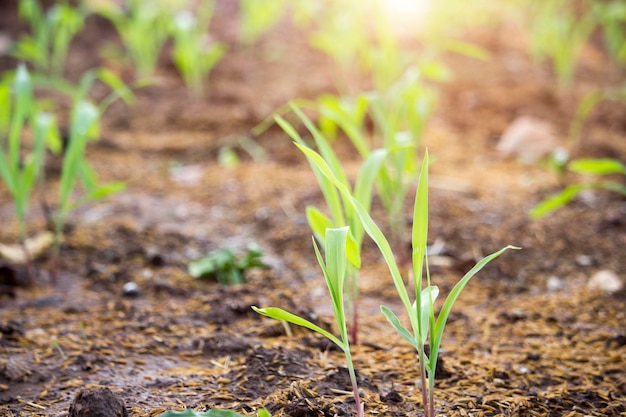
[189,247,266,285]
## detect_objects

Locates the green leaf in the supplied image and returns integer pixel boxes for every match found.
[418,285,438,346]
[380,305,419,351]
[252,306,344,348]
[569,158,626,175]
[530,184,587,219]
[429,245,520,378]
[306,206,334,243]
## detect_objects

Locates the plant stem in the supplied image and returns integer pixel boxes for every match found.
[344,350,363,417]
[419,360,430,417]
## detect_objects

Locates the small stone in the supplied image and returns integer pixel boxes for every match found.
[587,270,623,294]
[496,116,559,163]
[546,275,564,292]
[575,255,594,267]
[122,282,140,298]
[68,387,128,417]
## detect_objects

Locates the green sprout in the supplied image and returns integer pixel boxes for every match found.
[0,64,58,276]
[94,0,171,79]
[527,0,596,89]
[170,4,226,98]
[531,158,626,219]
[569,82,626,143]
[237,0,289,45]
[593,1,626,68]
[253,226,363,417]
[189,247,266,285]
[274,103,386,344]
[12,0,86,78]
[296,146,518,417]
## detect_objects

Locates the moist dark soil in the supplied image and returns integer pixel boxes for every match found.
[1,2,625,417]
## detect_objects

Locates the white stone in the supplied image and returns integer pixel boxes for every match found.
[497,116,559,163]
[587,270,623,294]
[546,275,564,292]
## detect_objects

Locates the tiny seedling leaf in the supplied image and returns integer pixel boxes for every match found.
[530,184,587,219]
[252,306,343,348]
[569,158,626,175]
[380,305,420,351]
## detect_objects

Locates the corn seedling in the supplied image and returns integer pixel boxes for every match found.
[171,3,226,98]
[12,0,86,78]
[253,227,364,417]
[51,98,126,253]
[237,0,289,45]
[527,0,596,88]
[0,65,58,278]
[569,82,626,143]
[189,247,266,285]
[306,0,410,93]
[593,1,626,68]
[531,158,626,219]
[296,146,518,417]
[275,103,386,344]
[94,0,172,79]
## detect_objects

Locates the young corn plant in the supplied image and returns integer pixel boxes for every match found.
[12,0,86,78]
[274,102,387,344]
[237,0,289,45]
[531,158,626,219]
[253,226,364,417]
[0,65,58,277]
[94,0,171,79]
[170,4,226,98]
[296,146,518,417]
[527,0,596,88]
[593,1,626,68]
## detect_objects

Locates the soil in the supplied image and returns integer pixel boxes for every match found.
[1,2,625,417]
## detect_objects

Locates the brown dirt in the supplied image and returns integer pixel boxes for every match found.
[1,2,625,417]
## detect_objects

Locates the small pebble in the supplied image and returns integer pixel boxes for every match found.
[575,255,594,267]
[546,275,564,292]
[122,282,140,298]
[496,116,559,163]
[587,270,623,294]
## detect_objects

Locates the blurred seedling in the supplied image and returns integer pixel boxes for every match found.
[171,3,226,98]
[12,0,86,78]
[0,64,58,280]
[189,247,266,285]
[253,226,364,417]
[297,146,518,417]
[237,0,289,46]
[93,0,172,79]
[592,1,626,68]
[527,0,596,89]
[531,158,626,219]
